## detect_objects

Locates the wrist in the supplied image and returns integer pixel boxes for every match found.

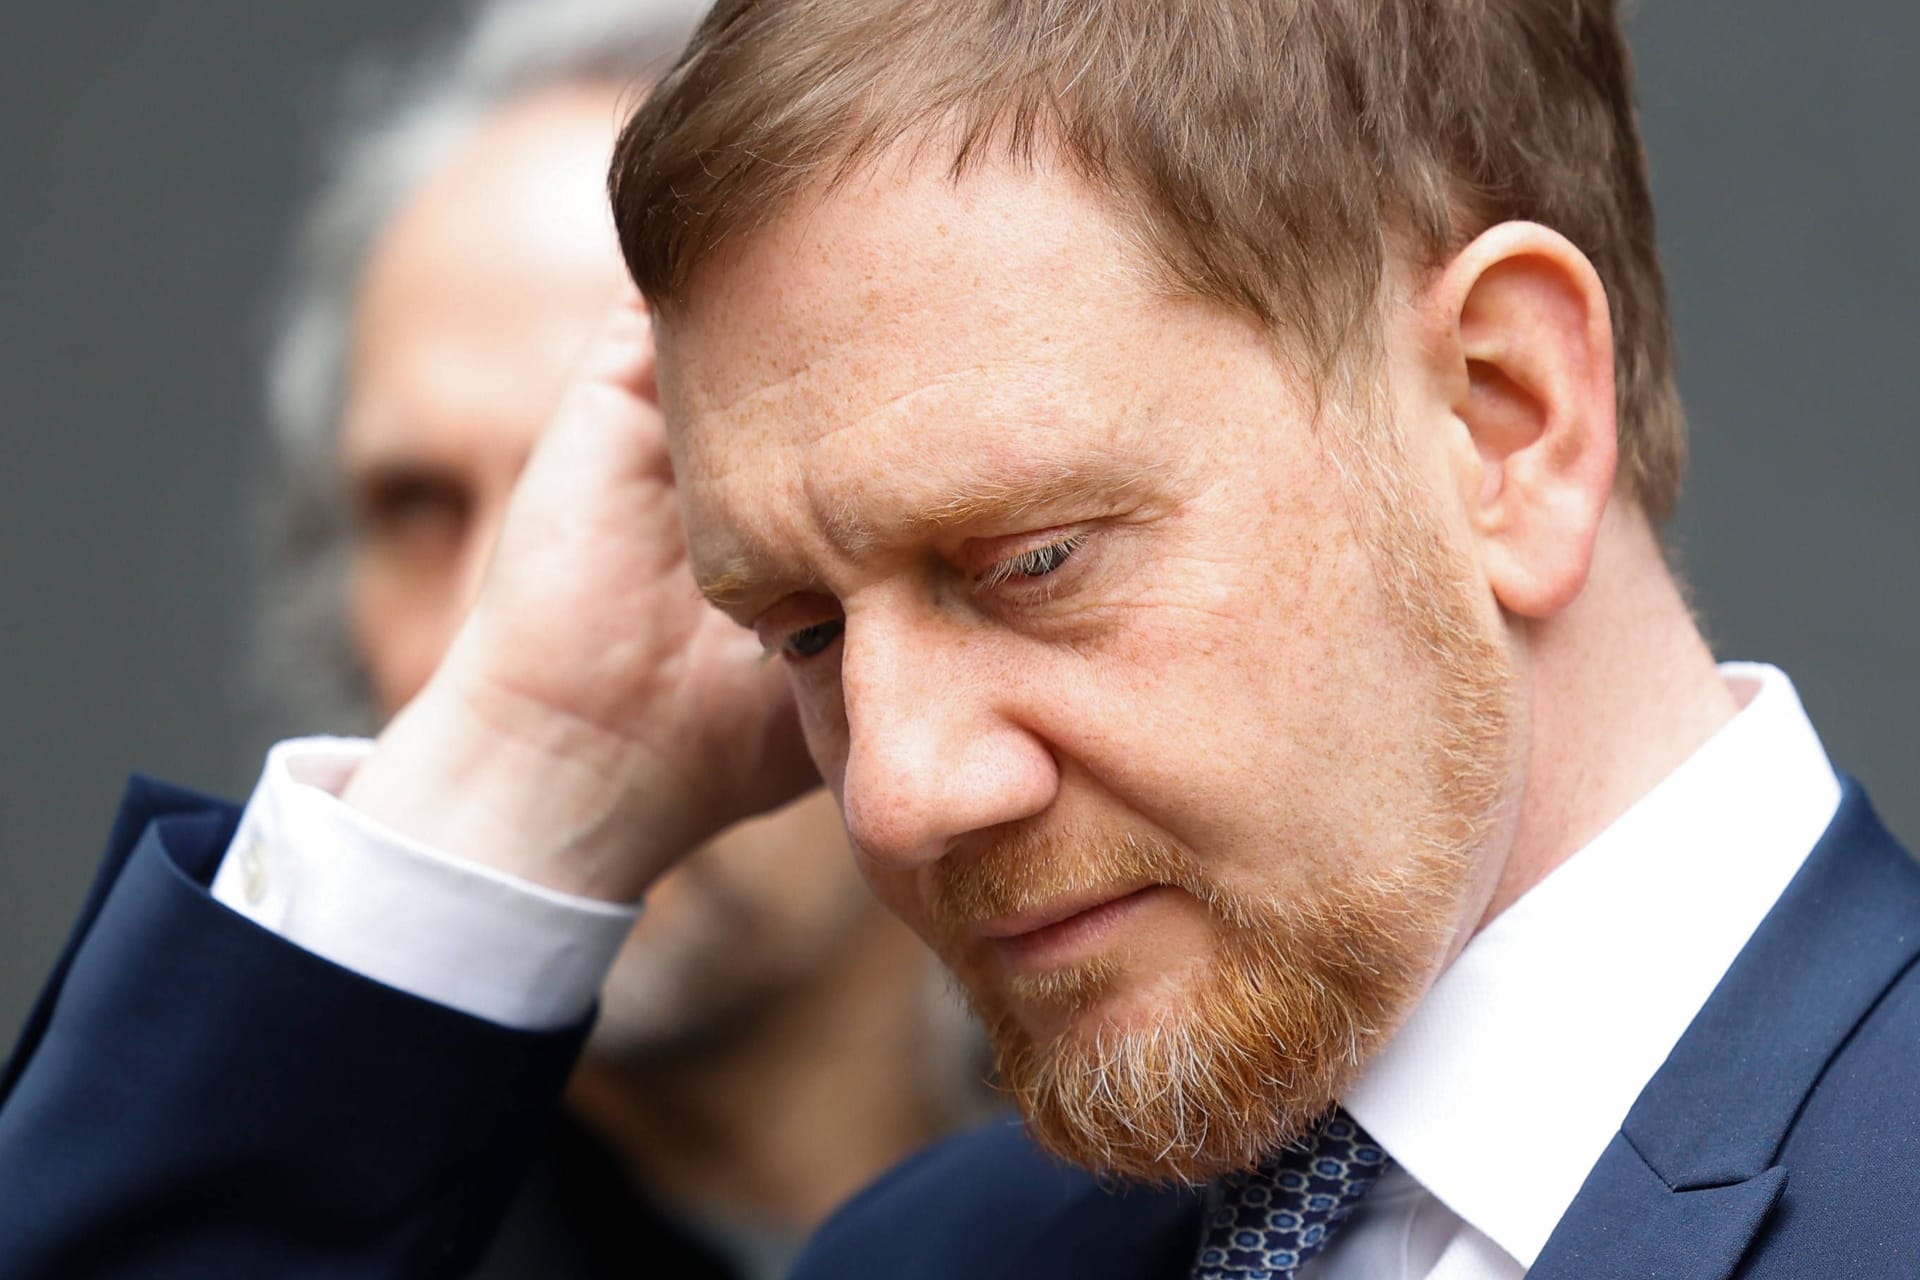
[342,668,702,903]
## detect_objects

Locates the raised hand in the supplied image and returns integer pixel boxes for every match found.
[341,300,818,902]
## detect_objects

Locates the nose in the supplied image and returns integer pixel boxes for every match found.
[456,502,507,617]
[835,611,1058,871]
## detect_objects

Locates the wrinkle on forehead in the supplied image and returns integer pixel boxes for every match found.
[658,152,1153,430]
[659,153,1273,605]
[672,322,1111,565]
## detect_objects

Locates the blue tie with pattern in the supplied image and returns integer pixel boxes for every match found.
[1189,1110,1389,1279]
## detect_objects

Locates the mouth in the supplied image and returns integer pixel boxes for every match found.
[976,884,1169,975]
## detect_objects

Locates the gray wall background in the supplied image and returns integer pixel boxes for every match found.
[2,2,1916,1041]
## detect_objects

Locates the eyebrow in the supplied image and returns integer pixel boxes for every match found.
[696,559,779,611]
[695,455,1159,612]
[914,462,1142,532]
[857,456,1156,547]
[340,434,533,482]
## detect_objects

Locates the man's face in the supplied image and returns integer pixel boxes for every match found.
[342,87,879,1060]
[662,157,1520,1180]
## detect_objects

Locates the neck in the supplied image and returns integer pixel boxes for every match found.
[565,908,949,1234]
[1484,502,1741,925]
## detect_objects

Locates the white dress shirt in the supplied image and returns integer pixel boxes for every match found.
[210,738,636,1029]
[210,663,1841,1277]
[1310,663,1840,1277]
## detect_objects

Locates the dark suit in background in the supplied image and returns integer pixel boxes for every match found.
[478,1118,737,1280]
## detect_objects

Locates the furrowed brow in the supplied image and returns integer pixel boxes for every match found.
[898,459,1153,537]
[807,459,1144,558]
[695,552,830,619]
[698,458,1158,610]
[694,559,765,611]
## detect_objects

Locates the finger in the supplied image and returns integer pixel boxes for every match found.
[574,298,655,395]
[534,302,668,483]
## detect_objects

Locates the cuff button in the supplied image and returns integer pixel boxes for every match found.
[240,834,270,905]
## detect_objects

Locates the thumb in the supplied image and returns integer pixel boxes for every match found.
[572,295,656,401]
[530,297,666,487]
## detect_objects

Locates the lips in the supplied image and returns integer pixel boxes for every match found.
[978,884,1167,973]
[974,883,1145,939]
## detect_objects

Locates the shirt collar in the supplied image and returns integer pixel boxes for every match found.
[1341,663,1841,1268]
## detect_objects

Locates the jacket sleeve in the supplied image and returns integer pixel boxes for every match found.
[0,775,590,1279]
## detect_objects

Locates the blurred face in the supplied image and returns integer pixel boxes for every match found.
[662,158,1520,1181]
[343,87,877,1060]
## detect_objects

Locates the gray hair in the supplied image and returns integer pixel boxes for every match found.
[256,0,706,735]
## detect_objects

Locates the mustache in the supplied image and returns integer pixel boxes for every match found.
[927,819,1208,947]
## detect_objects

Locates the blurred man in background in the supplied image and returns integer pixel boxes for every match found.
[257,2,985,1276]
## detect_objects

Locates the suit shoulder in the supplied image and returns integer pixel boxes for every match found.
[792,1118,1097,1280]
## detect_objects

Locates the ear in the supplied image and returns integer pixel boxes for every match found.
[1429,222,1617,619]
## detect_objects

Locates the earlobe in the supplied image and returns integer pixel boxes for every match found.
[1439,222,1618,619]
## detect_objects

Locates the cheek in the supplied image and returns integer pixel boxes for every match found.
[1023,506,1425,883]
[349,557,464,718]
[789,660,852,790]
[349,564,411,715]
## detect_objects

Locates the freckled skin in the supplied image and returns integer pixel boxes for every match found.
[345,112,1734,1181]
[657,157,1506,1035]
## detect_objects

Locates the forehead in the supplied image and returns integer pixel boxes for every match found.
[666,155,1151,385]
[653,157,1249,568]
[343,87,630,465]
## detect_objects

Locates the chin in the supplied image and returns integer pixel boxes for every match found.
[1001,946,1208,1043]
[963,910,1436,1185]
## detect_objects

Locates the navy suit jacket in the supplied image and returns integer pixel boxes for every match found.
[2,775,1917,1277]
[0,777,589,1278]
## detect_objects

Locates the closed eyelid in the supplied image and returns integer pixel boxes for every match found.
[782,618,844,659]
[971,530,1089,592]
[753,593,845,658]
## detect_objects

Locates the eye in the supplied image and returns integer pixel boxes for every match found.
[351,466,472,559]
[976,533,1085,591]
[783,618,844,660]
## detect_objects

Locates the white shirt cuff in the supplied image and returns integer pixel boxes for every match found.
[209,736,637,1031]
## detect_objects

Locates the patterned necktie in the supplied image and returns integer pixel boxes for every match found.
[1189,1110,1389,1279]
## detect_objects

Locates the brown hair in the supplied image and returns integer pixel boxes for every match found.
[611,0,1685,520]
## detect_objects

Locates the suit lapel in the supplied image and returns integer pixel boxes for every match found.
[1529,1133,1785,1280]
[1532,781,1920,1280]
